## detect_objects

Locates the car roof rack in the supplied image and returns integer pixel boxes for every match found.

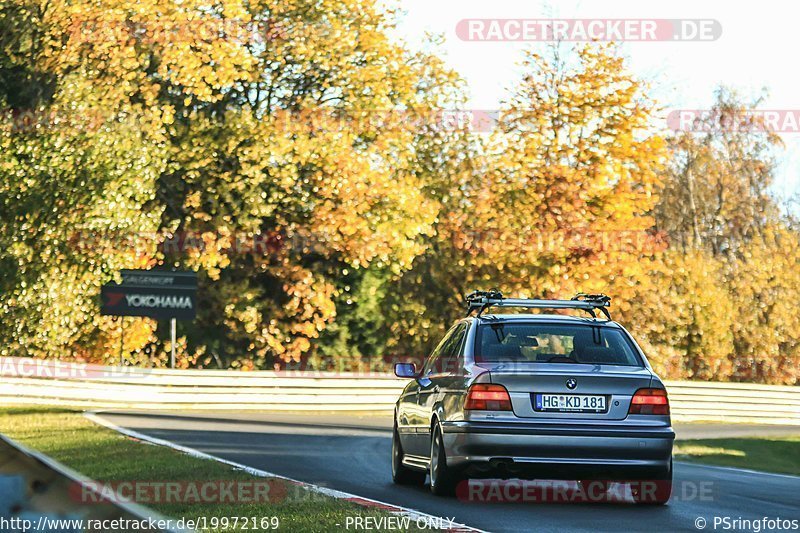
[465,290,612,320]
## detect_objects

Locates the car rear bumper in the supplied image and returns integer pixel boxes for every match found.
[441,420,674,479]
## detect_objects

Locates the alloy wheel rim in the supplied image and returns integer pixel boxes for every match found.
[392,431,399,476]
[430,432,440,485]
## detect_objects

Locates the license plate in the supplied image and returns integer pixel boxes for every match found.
[532,393,607,413]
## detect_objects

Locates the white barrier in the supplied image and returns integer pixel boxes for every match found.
[0,433,187,531]
[1,357,798,424]
[664,381,800,424]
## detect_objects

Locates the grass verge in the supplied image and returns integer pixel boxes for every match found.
[674,435,800,476]
[0,407,424,532]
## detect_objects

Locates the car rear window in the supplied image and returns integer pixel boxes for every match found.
[475,323,642,366]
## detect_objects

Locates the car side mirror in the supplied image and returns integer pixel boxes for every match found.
[394,362,417,378]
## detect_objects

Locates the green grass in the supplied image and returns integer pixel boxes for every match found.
[0,407,422,532]
[674,435,800,476]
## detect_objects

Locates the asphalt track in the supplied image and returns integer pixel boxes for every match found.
[95,412,800,532]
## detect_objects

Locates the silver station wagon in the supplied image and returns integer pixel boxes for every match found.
[392,291,674,504]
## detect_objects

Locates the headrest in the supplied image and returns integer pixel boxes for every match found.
[483,344,523,360]
[576,346,625,364]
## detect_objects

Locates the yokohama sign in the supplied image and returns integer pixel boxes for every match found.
[125,294,193,309]
[101,270,197,319]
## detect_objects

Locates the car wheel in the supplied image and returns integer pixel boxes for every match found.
[429,423,458,496]
[392,423,426,486]
[632,458,673,505]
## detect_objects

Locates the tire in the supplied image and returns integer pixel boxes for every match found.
[632,458,673,505]
[392,423,426,486]
[429,423,458,496]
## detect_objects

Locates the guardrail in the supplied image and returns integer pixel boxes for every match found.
[0,432,185,532]
[1,357,798,424]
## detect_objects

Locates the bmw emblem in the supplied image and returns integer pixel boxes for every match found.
[566,378,577,390]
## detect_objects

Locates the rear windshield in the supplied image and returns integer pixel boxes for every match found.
[475,323,642,366]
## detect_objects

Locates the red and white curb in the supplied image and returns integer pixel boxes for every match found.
[84,411,485,533]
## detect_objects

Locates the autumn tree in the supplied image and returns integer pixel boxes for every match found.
[357,44,667,359]
[0,0,175,362]
[727,226,800,384]
[655,88,780,254]
[3,1,799,385]
[0,0,468,368]
[631,250,735,380]
[647,87,799,384]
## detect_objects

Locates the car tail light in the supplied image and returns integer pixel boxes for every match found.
[465,384,512,411]
[629,388,669,415]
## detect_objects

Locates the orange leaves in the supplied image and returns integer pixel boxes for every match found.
[43,0,257,105]
[455,44,666,299]
[641,88,799,384]
[725,226,800,384]
[12,0,797,384]
[628,249,735,380]
[154,18,461,365]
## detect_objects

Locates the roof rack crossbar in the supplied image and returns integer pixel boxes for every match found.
[465,290,612,320]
